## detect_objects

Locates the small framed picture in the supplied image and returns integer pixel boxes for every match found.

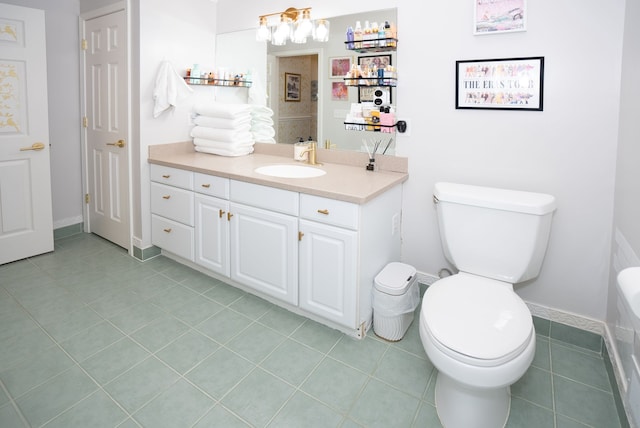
[474,0,527,35]
[455,56,544,111]
[359,86,392,105]
[357,54,392,70]
[329,57,352,78]
[331,81,348,101]
[284,72,301,102]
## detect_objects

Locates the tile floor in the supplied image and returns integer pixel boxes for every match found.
[0,233,625,427]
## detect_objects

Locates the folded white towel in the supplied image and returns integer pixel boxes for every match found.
[251,105,274,117]
[195,145,254,157]
[193,137,254,150]
[254,137,276,144]
[193,102,252,119]
[191,126,254,143]
[194,115,251,130]
[252,128,276,139]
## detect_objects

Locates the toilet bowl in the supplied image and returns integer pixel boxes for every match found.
[419,273,535,428]
[420,182,556,428]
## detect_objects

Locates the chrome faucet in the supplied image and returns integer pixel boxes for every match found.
[301,141,322,165]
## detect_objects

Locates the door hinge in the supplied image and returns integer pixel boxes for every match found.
[81,39,88,50]
[82,117,88,128]
[85,193,90,204]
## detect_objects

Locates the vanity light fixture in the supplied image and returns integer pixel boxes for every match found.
[256,7,330,45]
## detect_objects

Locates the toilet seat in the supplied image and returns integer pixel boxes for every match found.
[422,273,533,366]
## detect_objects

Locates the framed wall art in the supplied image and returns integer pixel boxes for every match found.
[329,57,352,78]
[455,56,544,111]
[474,0,527,35]
[284,72,301,102]
[331,81,348,101]
[359,86,392,104]
[357,54,391,71]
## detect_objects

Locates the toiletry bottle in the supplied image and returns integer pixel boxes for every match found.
[380,21,393,46]
[363,21,371,48]
[371,22,379,47]
[346,25,354,50]
[354,21,363,49]
[378,22,386,47]
[192,64,200,84]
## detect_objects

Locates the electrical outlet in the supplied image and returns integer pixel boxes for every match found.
[391,213,400,235]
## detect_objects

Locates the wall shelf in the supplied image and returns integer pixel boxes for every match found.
[343,77,396,87]
[344,38,398,53]
[184,77,252,88]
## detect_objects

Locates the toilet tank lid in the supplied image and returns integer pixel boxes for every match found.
[434,182,556,215]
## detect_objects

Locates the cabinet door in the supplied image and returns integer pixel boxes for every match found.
[195,194,230,276]
[299,219,358,328]
[229,202,298,305]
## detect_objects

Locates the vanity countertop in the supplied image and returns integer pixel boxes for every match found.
[148,141,409,204]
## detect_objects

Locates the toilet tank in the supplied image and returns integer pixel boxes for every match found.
[434,182,556,283]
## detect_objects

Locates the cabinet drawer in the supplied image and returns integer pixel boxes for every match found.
[151,214,194,261]
[230,180,298,216]
[151,182,194,226]
[195,173,229,198]
[150,164,194,190]
[300,194,359,230]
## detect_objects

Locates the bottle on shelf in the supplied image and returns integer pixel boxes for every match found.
[346,25,355,50]
[354,21,363,49]
[363,21,372,48]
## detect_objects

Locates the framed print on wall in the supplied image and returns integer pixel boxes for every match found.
[359,86,392,104]
[455,56,544,111]
[474,0,527,35]
[329,57,352,78]
[284,72,301,102]
[357,54,392,71]
[331,81,348,101]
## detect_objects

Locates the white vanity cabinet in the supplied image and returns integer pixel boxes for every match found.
[150,165,195,261]
[298,195,359,328]
[297,187,402,334]
[194,173,230,276]
[228,180,299,306]
[149,159,404,338]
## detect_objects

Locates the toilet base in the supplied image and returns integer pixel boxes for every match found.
[435,372,510,428]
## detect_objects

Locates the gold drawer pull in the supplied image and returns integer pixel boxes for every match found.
[317,209,329,215]
[201,183,211,188]
[298,231,304,241]
[227,212,234,221]
[219,209,225,218]
[162,174,170,179]
[163,228,172,233]
[162,195,171,200]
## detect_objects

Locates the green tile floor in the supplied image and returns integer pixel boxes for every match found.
[0,233,626,427]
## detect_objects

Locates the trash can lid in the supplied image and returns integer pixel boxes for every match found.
[375,262,417,296]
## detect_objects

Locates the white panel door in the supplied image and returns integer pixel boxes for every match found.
[0,4,53,265]
[229,202,298,305]
[299,219,358,328]
[195,194,230,276]
[83,9,130,249]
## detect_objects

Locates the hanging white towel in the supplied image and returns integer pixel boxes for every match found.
[153,61,193,118]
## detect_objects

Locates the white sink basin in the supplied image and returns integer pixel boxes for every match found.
[254,164,326,178]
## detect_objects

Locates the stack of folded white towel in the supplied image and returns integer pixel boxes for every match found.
[250,105,276,144]
[191,102,254,156]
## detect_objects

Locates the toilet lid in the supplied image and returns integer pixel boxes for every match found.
[422,273,532,361]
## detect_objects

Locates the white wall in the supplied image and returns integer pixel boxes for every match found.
[3,0,83,229]
[133,0,217,247]
[216,0,626,322]
[608,0,640,424]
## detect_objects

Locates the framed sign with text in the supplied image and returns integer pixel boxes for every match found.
[455,57,544,111]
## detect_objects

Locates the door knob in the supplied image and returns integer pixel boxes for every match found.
[20,142,46,151]
[107,139,125,148]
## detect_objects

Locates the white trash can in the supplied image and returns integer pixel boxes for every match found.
[372,262,420,341]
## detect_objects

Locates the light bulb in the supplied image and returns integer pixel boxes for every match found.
[313,19,330,42]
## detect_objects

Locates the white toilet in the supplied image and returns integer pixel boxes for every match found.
[419,182,556,428]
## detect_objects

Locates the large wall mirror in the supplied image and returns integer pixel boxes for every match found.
[216,8,398,154]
